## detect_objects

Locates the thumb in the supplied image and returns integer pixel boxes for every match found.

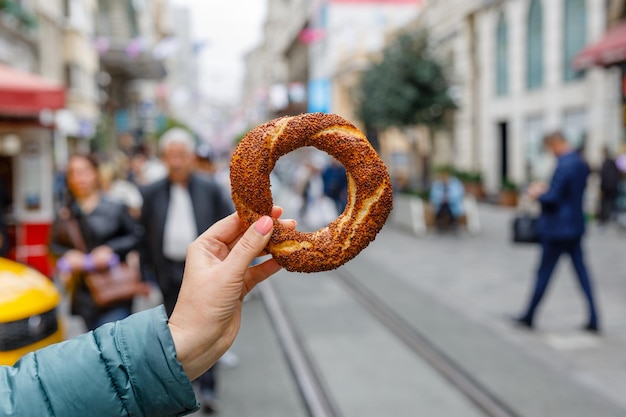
[224,216,274,275]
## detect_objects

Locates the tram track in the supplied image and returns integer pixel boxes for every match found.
[259,266,522,417]
[259,280,343,417]
[332,267,521,417]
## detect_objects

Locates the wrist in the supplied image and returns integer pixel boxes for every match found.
[167,319,226,381]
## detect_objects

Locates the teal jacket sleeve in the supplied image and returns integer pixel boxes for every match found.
[0,306,199,417]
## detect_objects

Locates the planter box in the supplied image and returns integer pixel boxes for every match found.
[463,182,486,200]
[390,194,428,236]
[499,190,519,207]
[390,194,481,236]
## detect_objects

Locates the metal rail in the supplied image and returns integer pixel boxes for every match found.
[334,268,522,417]
[259,280,342,417]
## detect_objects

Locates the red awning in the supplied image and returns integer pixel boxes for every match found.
[572,21,626,70]
[0,63,65,116]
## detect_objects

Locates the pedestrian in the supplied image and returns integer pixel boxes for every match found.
[294,157,323,218]
[139,127,233,413]
[429,167,465,231]
[322,158,348,214]
[49,153,143,331]
[194,141,241,368]
[512,132,600,333]
[99,153,143,219]
[195,143,231,201]
[1,209,291,417]
[195,142,217,176]
[129,144,167,186]
[596,146,620,225]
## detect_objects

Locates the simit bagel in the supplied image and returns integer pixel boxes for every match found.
[230,113,393,272]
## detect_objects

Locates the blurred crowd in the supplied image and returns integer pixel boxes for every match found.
[41,129,353,414]
[47,128,234,413]
[598,145,626,228]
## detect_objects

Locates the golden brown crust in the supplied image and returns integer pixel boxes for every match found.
[230,113,393,272]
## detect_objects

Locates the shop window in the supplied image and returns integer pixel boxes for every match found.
[496,12,509,96]
[524,115,549,181]
[563,0,587,82]
[526,0,544,90]
[563,108,588,151]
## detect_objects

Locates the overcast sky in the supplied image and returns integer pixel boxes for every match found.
[170,0,267,105]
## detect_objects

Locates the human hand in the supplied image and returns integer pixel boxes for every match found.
[527,181,547,199]
[62,249,88,272]
[168,207,295,381]
[56,250,85,286]
[90,245,115,269]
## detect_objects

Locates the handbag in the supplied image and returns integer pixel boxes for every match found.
[64,215,148,308]
[84,261,147,308]
[512,214,540,244]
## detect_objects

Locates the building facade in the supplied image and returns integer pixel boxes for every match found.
[95,0,167,151]
[242,0,422,168]
[49,0,101,161]
[420,0,624,194]
[242,0,310,126]
[0,0,66,274]
[308,0,422,117]
[0,0,175,274]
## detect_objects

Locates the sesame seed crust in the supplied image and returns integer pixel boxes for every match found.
[230,113,393,273]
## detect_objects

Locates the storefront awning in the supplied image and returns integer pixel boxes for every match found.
[572,21,626,71]
[0,63,65,116]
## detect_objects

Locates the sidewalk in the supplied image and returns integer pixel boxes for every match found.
[369,203,626,410]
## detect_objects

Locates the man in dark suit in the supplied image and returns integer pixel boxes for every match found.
[514,132,599,333]
[139,128,233,413]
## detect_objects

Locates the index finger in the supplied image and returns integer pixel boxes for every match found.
[196,212,246,248]
[196,205,287,247]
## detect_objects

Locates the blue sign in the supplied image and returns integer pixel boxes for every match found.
[308,78,332,113]
[115,109,129,133]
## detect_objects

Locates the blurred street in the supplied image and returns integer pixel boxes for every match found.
[2,0,626,416]
[188,203,626,417]
[55,166,626,417]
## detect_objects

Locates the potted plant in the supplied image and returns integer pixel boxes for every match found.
[456,170,485,199]
[499,178,519,207]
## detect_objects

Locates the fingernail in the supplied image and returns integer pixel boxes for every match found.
[254,216,273,235]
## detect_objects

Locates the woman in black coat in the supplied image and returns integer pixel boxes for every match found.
[49,154,142,330]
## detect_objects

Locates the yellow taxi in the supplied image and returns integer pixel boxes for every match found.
[0,257,63,366]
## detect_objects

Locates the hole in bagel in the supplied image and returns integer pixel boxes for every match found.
[271,147,347,232]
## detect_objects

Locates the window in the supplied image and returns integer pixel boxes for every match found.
[563,0,587,82]
[64,63,97,100]
[64,0,92,34]
[524,116,551,181]
[526,0,544,90]
[64,63,79,91]
[496,12,509,96]
[563,108,588,150]
[96,0,112,37]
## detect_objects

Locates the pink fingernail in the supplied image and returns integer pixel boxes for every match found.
[254,216,273,235]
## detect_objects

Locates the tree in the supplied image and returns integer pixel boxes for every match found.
[355,30,456,188]
[154,117,193,140]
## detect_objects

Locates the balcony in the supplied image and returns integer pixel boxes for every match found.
[98,38,166,81]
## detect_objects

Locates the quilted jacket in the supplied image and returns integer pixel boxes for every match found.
[0,307,199,416]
